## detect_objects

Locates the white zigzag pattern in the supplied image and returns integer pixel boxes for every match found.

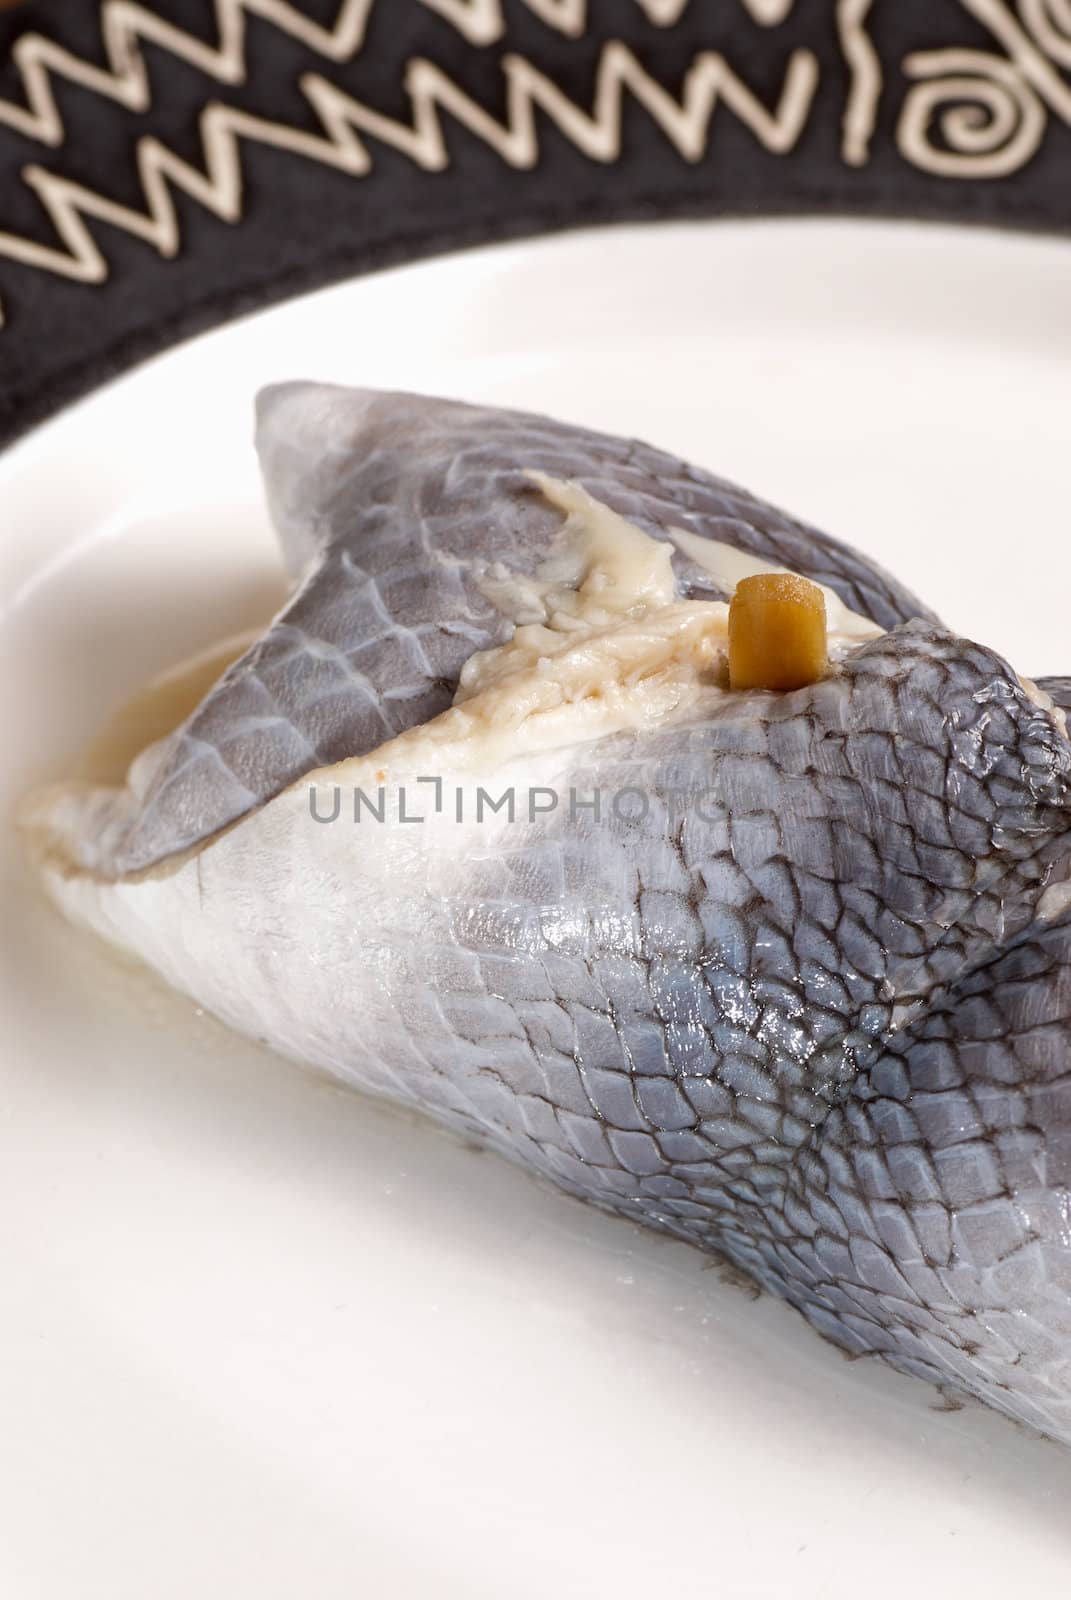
[0,1,821,330]
[0,0,376,145]
[0,0,805,147]
[419,1,797,43]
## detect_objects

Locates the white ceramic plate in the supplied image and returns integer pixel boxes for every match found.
[3,219,1071,1599]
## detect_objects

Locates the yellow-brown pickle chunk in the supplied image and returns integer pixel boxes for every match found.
[728,572,828,692]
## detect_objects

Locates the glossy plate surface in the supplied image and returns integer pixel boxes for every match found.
[2,219,1071,1598]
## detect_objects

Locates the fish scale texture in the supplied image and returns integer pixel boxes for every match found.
[112,385,936,875]
[43,386,1071,1445]
[330,618,1071,1443]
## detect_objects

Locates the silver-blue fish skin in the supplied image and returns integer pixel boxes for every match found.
[79,387,1071,1444]
[112,384,935,876]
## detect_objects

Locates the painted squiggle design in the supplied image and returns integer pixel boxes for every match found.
[0,22,819,327]
[1,1,1070,338]
[0,0,374,146]
[1019,0,1071,66]
[899,47,1046,174]
[374,0,792,46]
[898,0,1071,176]
[0,0,806,152]
[836,0,881,165]
[420,0,572,44]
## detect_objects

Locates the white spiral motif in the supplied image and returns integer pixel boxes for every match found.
[897,47,1047,176]
[1020,0,1071,68]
